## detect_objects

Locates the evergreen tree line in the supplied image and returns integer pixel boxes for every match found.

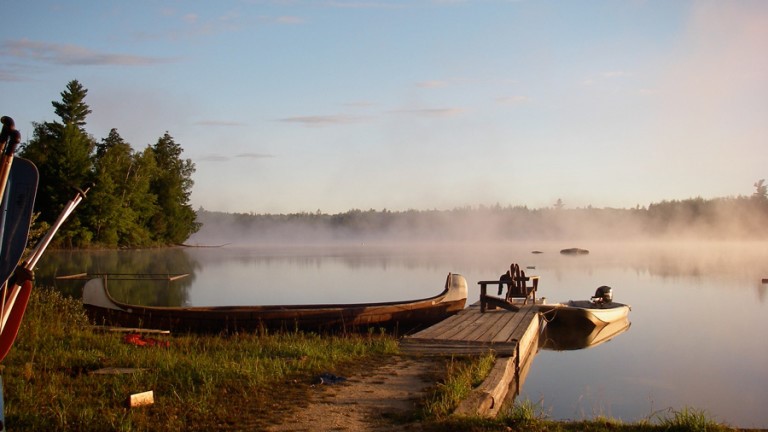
[193,187,768,244]
[19,80,199,248]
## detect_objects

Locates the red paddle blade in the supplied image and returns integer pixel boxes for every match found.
[0,280,33,362]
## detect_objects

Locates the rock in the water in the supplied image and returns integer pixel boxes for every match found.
[560,248,589,255]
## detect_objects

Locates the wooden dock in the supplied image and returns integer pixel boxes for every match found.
[400,301,541,357]
[400,300,543,416]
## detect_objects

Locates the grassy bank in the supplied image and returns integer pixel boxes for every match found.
[2,288,397,430]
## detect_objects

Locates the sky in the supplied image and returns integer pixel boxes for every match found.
[1,0,766,214]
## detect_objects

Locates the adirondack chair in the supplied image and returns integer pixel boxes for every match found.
[478,263,539,312]
[505,263,538,305]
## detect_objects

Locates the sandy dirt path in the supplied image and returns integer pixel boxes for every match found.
[265,356,435,432]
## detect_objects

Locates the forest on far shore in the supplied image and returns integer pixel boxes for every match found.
[190,181,768,244]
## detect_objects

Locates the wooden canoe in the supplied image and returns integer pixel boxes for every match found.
[538,300,630,328]
[83,273,468,333]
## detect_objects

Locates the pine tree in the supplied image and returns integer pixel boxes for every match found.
[754,179,767,200]
[52,80,92,127]
[20,80,201,248]
[20,80,95,246]
[149,132,199,244]
[87,129,158,246]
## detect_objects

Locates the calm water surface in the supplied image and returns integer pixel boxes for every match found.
[41,241,768,428]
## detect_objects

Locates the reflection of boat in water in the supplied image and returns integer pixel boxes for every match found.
[540,317,631,351]
[538,300,631,327]
[538,286,631,327]
[81,273,468,333]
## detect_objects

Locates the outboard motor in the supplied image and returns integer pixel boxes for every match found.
[592,285,613,304]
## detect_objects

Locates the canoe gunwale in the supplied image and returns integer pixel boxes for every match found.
[91,274,463,313]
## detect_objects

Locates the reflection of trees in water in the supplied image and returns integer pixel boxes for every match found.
[183,244,537,274]
[187,242,768,280]
[38,248,200,307]
[35,242,768,305]
[627,243,768,283]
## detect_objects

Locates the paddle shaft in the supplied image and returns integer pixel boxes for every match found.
[0,185,90,331]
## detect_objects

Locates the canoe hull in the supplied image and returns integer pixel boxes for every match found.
[83,273,468,333]
[539,300,630,327]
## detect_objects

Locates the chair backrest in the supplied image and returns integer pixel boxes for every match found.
[504,263,537,300]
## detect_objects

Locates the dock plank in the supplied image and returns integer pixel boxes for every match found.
[509,307,538,342]
[453,309,508,342]
[398,338,517,356]
[431,308,492,341]
[466,310,517,343]
[488,310,525,343]
[468,313,512,343]
[412,307,481,340]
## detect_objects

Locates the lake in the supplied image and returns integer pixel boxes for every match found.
[40,241,768,428]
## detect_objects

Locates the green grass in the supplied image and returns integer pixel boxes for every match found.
[2,288,398,431]
[420,398,739,432]
[655,406,730,432]
[419,352,496,419]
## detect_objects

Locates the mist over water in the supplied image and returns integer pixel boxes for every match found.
[187,199,768,247]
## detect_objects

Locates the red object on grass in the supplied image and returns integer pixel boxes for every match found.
[123,333,170,348]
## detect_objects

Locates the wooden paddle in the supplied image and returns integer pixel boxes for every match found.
[0,184,91,361]
[0,116,20,208]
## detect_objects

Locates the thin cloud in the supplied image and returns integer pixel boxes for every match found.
[276,16,305,24]
[199,154,231,162]
[343,100,377,108]
[1,39,176,66]
[322,1,410,9]
[195,120,247,126]
[278,115,367,126]
[198,152,275,162]
[581,70,632,86]
[236,152,275,159]
[416,80,449,88]
[0,63,41,82]
[601,70,631,78]
[0,70,25,82]
[496,95,529,104]
[388,108,464,117]
[257,15,306,25]
[144,9,243,40]
[182,13,199,24]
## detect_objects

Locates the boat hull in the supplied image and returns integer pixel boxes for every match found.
[538,300,630,327]
[83,273,468,334]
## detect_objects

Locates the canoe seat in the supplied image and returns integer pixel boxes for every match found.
[477,263,539,313]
